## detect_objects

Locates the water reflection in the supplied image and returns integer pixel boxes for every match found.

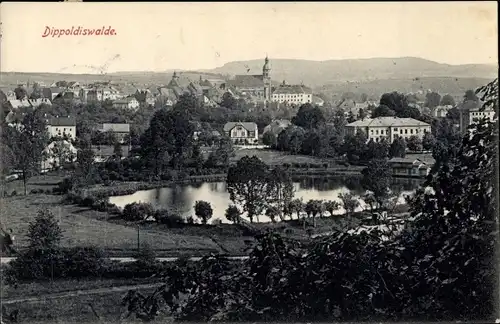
[109,177,422,223]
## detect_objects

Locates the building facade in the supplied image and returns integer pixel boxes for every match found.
[228,57,272,101]
[468,108,496,125]
[99,123,131,143]
[112,97,140,110]
[271,84,312,105]
[346,117,431,143]
[223,122,259,144]
[46,117,77,140]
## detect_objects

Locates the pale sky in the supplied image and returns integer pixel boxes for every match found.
[1,2,497,73]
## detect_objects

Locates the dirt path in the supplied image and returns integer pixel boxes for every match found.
[2,283,165,305]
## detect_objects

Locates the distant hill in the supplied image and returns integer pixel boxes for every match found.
[199,57,497,88]
[317,76,494,102]
[0,71,227,87]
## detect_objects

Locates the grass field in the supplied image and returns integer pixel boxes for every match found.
[0,194,224,256]
[231,148,335,165]
[3,287,167,323]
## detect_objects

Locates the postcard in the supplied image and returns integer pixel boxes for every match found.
[0,2,498,323]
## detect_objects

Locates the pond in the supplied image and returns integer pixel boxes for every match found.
[109,177,423,223]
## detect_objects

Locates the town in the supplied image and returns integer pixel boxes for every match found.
[0,2,498,323]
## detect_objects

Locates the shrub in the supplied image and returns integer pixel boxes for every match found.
[186,215,195,224]
[154,209,185,228]
[122,202,155,222]
[10,190,17,196]
[61,246,107,278]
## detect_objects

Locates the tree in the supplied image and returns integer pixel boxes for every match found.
[291,103,325,129]
[338,192,360,217]
[287,198,304,220]
[75,139,96,185]
[262,131,277,147]
[361,159,391,210]
[422,131,435,151]
[220,92,238,110]
[379,92,409,116]
[371,104,396,118]
[226,156,270,223]
[225,205,240,224]
[364,138,389,160]
[48,140,76,170]
[214,137,234,167]
[389,136,406,158]
[140,109,194,174]
[265,206,280,223]
[11,110,50,195]
[27,209,63,251]
[323,200,340,217]
[440,94,455,106]
[266,166,294,221]
[14,86,28,100]
[406,135,423,152]
[360,93,368,102]
[357,108,367,121]
[425,91,441,109]
[0,143,16,176]
[463,89,479,102]
[113,140,123,159]
[194,201,213,225]
[304,199,323,228]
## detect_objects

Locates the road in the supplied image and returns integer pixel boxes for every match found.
[0,255,249,264]
[2,283,164,305]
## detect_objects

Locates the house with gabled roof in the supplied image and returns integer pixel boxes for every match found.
[346,116,431,143]
[223,122,259,144]
[388,157,433,178]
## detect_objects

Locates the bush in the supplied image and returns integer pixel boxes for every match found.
[122,202,154,222]
[211,219,223,225]
[61,246,107,278]
[10,190,17,196]
[186,215,195,224]
[154,209,185,228]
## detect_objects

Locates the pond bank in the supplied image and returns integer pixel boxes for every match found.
[85,168,364,198]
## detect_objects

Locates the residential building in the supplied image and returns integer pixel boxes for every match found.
[98,123,130,143]
[271,83,312,105]
[223,122,259,144]
[8,98,31,109]
[432,105,454,118]
[78,88,93,102]
[468,107,497,125]
[388,157,432,178]
[312,96,325,107]
[227,56,272,101]
[42,87,64,100]
[0,88,17,101]
[112,97,140,110]
[29,98,52,108]
[346,117,431,143]
[41,140,78,172]
[263,119,292,136]
[46,117,77,140]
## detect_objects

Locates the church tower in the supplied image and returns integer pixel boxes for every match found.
[263,56,271,101]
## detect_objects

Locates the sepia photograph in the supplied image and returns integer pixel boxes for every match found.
[0,2,498,323]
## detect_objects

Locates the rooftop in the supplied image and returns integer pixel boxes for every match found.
[273,85,312,95]
[346,117,430,128]
[223,121,258,132]
[48,117,76,127]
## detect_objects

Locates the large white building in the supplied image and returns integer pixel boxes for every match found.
[468,107,496,125]
[271,84,312,105]
[46,117,77,140]
[346,117,431,143]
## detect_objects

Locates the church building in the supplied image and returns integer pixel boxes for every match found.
[228,56,272,101]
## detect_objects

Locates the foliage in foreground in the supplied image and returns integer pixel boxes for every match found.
[122,80,499,322]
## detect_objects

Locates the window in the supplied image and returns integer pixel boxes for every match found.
[405,129,408,134]
[410,129,413,134]
[376,130,379,135]
[394,128,398,132]
[370,130,373,134]
[380,130,384,135]
[400,129,403,134]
